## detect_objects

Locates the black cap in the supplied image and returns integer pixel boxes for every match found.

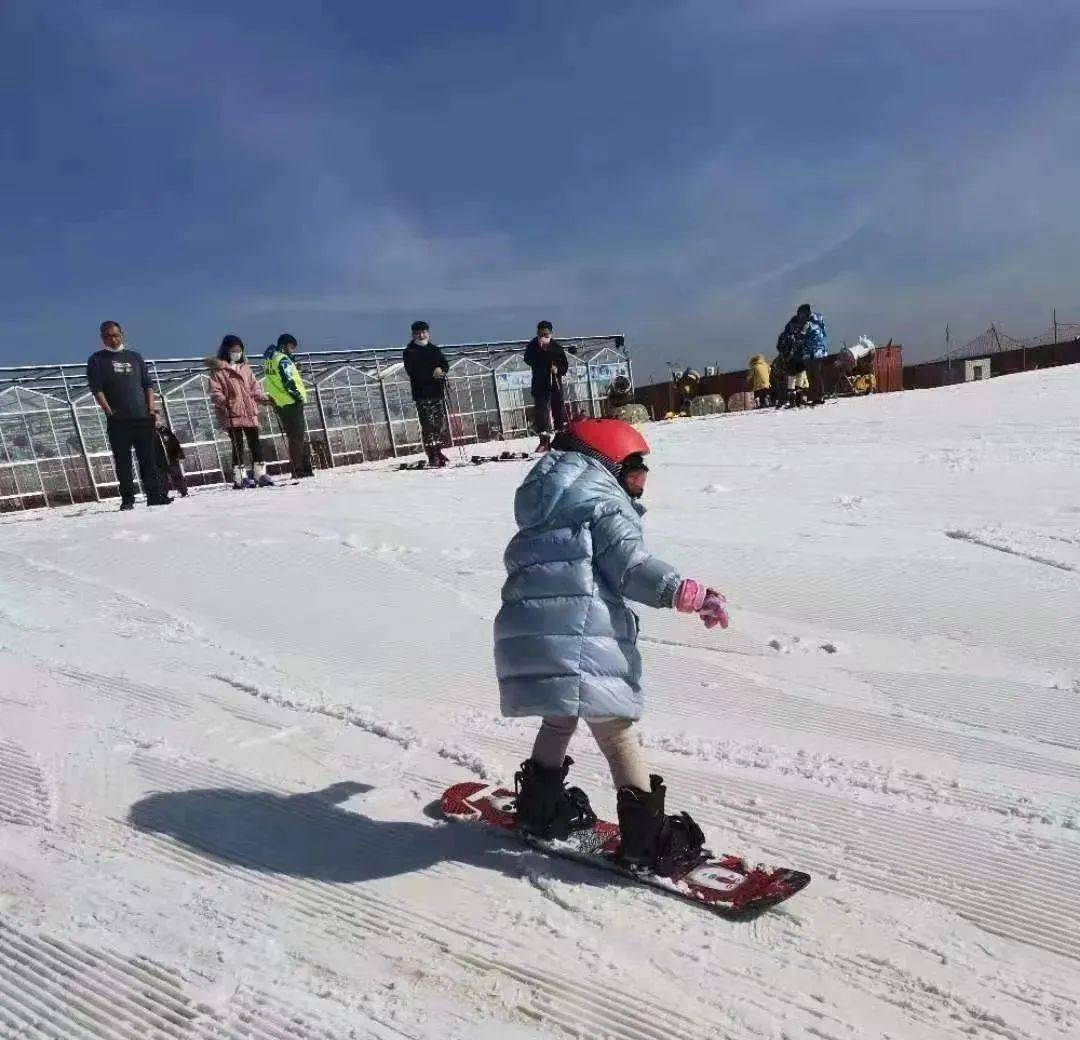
[537,320,553,332]
[277,333,297,348]
[411,320,429,333]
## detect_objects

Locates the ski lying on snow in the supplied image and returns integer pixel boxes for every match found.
[442,781,810,918]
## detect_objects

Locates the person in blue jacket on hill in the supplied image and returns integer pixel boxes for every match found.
[797,303,829,406]
[493,417,729,877]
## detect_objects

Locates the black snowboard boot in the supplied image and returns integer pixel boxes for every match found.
[513,756,597,840]
[616,775,707,877]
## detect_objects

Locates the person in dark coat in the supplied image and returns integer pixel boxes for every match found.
[402,320,451,467]
[152,406,188,497]
[523,320,569,452]
[86,320,169,510]
[775,306,811,407]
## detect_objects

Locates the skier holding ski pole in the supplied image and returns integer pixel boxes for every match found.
[493,417,729,878]
[524,321,569,453]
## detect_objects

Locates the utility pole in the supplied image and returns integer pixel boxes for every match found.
[1053,308,1058,345]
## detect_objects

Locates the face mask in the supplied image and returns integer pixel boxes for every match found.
[229,351,243,363]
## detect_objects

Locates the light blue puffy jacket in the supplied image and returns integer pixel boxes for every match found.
[802,313,829,359]
[494,450,681,721]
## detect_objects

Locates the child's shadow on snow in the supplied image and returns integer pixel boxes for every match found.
[128,780,605,889]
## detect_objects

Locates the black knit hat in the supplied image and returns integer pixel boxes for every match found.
[537,320,553,332]
[411,320,430,333]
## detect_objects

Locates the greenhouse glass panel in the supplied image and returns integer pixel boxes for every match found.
[0,387,95,510]
[162,373,231,485]
[316,366,394,464]
[447,358,501,445]
[561,353,593,419]
[379,363,423,456]
[71,391,129,498]
[493,354,534,440]
[583,346,632,417]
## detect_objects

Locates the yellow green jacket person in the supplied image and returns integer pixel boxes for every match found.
[263,338,309,406]
[747,355,771,391]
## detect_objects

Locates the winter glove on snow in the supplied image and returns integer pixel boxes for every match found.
[674,579,729,630]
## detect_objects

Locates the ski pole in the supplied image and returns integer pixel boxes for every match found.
[443,392,465,464]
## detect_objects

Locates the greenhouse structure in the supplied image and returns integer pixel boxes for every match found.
[0,335,630,513]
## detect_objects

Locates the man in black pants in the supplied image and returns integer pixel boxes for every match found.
[524,321,570,452]
[402,321,451,467]
[86,321,169,510]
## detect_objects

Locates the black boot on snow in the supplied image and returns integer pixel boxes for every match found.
[616,774,707,877]
[513,756,597,840]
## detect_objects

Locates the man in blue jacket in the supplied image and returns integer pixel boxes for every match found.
[798,304,829,405]
[494,418,729,877]
[86,320,168,510]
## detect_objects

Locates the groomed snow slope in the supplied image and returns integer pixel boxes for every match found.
[1,365,1079,1039]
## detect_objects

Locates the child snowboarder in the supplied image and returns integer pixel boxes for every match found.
[152,407,188,497]
[493,418,729,877]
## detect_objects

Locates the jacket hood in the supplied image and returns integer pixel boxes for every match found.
[750,354,766,364]
[263,344,278,361]
[514,451,643,530]
[205,355,249,373]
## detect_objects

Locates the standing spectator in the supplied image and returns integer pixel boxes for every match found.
[770,355,788,409]
[402,320,450,468]
[263,333,313,479]
[209,335,273,489]
[774,308,804,409]
[152,405,188,498]
[800,305,829,406]
[746,355,771,408]
[86,320,169,510]
[674,367,701,414]
[524,320,569,452]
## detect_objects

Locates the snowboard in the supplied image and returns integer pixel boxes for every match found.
[441,781,810,917]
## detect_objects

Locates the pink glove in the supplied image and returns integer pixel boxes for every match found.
[674,579,729,630]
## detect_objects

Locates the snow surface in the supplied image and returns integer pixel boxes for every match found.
[1,366,1079,1039]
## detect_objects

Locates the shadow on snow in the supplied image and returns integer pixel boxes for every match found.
[127,780,610,890]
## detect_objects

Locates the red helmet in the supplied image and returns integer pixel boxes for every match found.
[563,418,649,465]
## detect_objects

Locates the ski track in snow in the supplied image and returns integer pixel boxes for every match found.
[2,367,1080,1038]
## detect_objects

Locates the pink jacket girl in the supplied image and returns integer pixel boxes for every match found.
[207,335,273,488]
[208,336,269,428]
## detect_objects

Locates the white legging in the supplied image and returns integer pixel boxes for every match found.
[531,716,651,792]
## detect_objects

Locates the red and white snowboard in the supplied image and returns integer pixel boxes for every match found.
[442,781,810,917]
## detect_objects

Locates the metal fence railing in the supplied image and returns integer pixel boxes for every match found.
[0,335,630,513]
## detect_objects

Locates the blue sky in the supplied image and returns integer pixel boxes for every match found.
[2,0,1078,375]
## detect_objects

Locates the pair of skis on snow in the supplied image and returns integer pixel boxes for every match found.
[441,781,810,917]
[397,451,533,472]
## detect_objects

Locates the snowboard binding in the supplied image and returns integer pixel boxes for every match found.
[513,756,597,841]
[616,774,709,877]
